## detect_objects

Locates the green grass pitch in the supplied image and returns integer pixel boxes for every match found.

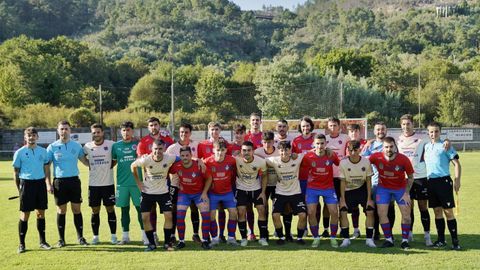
[1,153,479,269]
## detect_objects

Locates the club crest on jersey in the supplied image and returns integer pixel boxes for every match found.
[361,167,366,171]
[325,160,331,166]
[192,147,196,152]
[239,164,243,168]
[192,172,197,177]
[104,146,109,151]
[252,166,257,171]
[379,163,384,169]
[291,163,296,167]
[298,143,302,149]
[211,167,216,172]
[225,165,230,170]
[311,162,316,167]
[132,145,137,150]
[178,171,182,176]
[206,148,211,153]
[348,168,351,171]
[163,163,168,168]
[149,166,153,169]
[395,165,400,171]
[338,140,343,145]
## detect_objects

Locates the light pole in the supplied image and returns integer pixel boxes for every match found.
[98,84,103,126]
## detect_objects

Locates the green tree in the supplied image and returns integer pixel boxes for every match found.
[68,107,97,127]
[195,66,234,120]
[311,48,374,77]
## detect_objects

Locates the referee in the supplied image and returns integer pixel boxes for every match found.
[47,120,89,247]
[13,127,53,253]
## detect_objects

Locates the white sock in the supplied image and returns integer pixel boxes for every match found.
[122,231,129,239]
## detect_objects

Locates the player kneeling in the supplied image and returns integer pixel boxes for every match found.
[266,141,307,245]
[338,140,376,248]
[206,140,239,246]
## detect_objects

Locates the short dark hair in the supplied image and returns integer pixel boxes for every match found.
[374,121,386,127]
[120,121,134,129]
[298,116,314,133]
[250,112,261,119]
[147,117,160,124]
[383,136,396,145]
[314,133,326,140]
[179,146,192,154]
[233,124,246,133]
[277,119,288,125]
[213,139,228,149]
[347,124,360,131]
[24,127,38,135]
[153,139,166,146]
[262,131,274,141]
[278,141,291,150]
[90,123,103,130]
[242,141,254,149]
[327,116,340,125]
[347,140,361,150]
[400,114,413,123]
[180,122,193,132]
[427,121,441,129]
[57,120,71,127]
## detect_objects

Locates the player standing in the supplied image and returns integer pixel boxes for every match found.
[293,116,316,195]
[245,113,263,149]
[227,124,246,156]
[13,127,52,253]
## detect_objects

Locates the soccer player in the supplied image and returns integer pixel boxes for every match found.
[47,120,89,247]
[424,122,461,250]
[166,123,199,158]
[338,140,376,248]
[83,123,117,245]
[302,134,340,248]
[362,122,395,240]
[266,141,308,245]
[323,117,350,238]
[245,112,263,149]
[235,141,269,246]
[112,121,147,245]
[131,139,176,251]
[397,114,432,245]
[205,140,239,246]
[254,131,280,240]
[137,117,174,244]
[293,116,316,195]
[369,137,414,249]
[227,124,246,156]
[13,127,52,253]
[274,119,295,147]
[169,146,212,250]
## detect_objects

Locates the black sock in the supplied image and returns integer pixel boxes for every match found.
[435,218,446,242]
[164,228,172,245]
[366,227,374,239]
[297,228,305,239]
[447,219,458,243]
[388,203,395,229]
[19,220,28,245]
[322,217,330,230]
[275,228,284,239]
[238,221,247,239]
[420,210,430,232]
[108,211,117,234]
[374,210,380,238]
[410,208,415,229]
[57,213,66,241]
[283,214,292,236]
[91,213,100,235]
[145,230,155,246]
[191,210,200,234]
[74,213,84,239]
[37,218,46,243]
[258,220,268,239]
[341,227,350,239]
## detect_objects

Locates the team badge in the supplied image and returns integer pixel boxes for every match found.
[206,148,211,153]
[312,162,316,167]
[225,165,230,170]
[298,143,302,149]
[132,144,137,150]
[252,166,257,171]
[163,163,168,168]
[325,160,331,166]
[361,167,366,171]
[192,147,196,152]
[278,165,282,168]
[192,172,197,177]
[414,139,418,143]
[395,165,400,171]
[178,171,183,176]
[291,163,296,167]
[348,168,351,171]
[212,167,216,172]
[25,152,29,157]
[379,163,384,169]
[149,166,153,169]
[338,140,343,145]
[239,165,243,168]
[104,146,109,151]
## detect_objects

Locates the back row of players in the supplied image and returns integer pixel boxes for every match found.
[13,113,461,253]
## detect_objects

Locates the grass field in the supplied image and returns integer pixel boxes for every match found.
[1,153,479,269]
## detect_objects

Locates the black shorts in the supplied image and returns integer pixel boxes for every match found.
[266,186,276,201]
[235,189,264,207]
[333,178,342,199]
[53,177,82,206]
[89,185,115,207]
[19,179,48,212]
[428,176,455,209]
[141,192,173,213]
[344,183,369,213]
[272,194,306,215]
[410,178,429,200]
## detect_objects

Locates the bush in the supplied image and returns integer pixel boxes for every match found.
[5,103,74,128]
[68,107,97,127]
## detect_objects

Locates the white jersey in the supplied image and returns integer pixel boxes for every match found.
[339,157,373,191]
[274,133,295,147]
[235,156,267,191]
[83,140,114,186]
[254,147,280,187]
[166,140,199,158]
[266,154,304,196]
[326,133,350,178]
[397,132,427,179]
[131,154,177,194]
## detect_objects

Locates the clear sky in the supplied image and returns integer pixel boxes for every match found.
[230,0,308,11]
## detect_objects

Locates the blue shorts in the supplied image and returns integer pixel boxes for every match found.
[375,186,406,205]
[299,180,307,195]
[209,191,237,211]
[306,188,338,205]
[177,192,205,206]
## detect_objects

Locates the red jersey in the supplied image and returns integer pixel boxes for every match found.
[293,134,315,180]
[197,138,230,160]
[137,132,174,156]
[244,131,263,149]
[205,155,236,194]
[302,151,340,190]
[169,160,206,194]
[368,152,414,190]
[227,143,242,157]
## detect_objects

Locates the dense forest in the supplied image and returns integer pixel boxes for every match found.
[0,0,479,128]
